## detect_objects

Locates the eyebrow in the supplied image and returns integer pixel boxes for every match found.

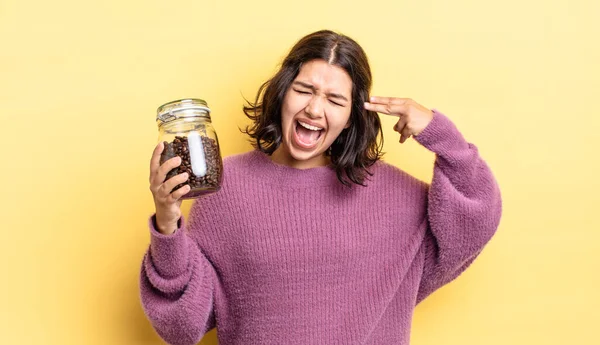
[292,81,349,102]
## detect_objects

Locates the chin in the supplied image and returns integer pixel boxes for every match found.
[278,138,329,168]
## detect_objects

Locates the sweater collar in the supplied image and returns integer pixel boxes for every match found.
[247,150,342,188]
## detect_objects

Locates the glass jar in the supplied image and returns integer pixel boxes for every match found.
[156,98,223,199]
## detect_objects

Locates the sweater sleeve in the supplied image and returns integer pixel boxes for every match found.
[139,211,217,345]
[414,109,503,304]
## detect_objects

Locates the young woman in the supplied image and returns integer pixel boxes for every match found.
[142,30,502,345]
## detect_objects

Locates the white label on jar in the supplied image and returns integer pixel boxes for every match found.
[188,132,207,177]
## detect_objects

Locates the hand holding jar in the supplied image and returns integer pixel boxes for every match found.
[149,99,224,235]
[149,142,190,235]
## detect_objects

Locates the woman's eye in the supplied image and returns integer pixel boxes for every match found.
[294,89,310,95]
[329,100,343,107]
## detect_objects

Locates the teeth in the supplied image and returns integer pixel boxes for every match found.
[298,120,323,131]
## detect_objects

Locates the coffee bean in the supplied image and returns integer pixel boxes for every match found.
[159,135,222,198]
[159,141,179,182]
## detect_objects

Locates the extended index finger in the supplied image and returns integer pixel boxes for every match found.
[150,141,164,181]
[369,96,410,105]
[364,101,408,117]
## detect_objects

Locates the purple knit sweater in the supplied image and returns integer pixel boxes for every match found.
[140,109,502,345]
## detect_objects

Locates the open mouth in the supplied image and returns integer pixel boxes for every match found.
[294,120,324,148]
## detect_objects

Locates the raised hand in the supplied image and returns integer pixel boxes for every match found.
[364,96,433,144]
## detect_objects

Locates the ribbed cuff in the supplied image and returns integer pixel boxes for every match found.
[148,214,189,278]
[413,109,468,154]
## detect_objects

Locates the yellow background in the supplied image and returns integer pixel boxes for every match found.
[1,0,598,344]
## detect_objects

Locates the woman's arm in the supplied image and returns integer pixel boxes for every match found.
[413,110,503,303]
[140,209,217,345]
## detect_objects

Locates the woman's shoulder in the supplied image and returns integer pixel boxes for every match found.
[223,150,259,168]
[221,149,269,183]
[222,149,267,171]
[368,159,429,192]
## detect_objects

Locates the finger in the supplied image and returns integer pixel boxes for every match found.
[167,184,191,203]
[364,102,409,117]
[150,142,165,182]
[400,126,412,144]
[160,172,190,198]
[152,156,182,187]
[394,118,407,133]
[368,96,411,106]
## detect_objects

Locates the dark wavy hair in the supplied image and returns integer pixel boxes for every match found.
[242,29,384,186]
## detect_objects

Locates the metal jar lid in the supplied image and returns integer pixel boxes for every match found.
[156,98,211,125]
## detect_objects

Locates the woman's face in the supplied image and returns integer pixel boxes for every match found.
[272,59,353,169]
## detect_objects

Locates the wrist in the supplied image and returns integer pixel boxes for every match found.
[154,215,179,235]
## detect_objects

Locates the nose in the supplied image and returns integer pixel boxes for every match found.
[305,95,324,119]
